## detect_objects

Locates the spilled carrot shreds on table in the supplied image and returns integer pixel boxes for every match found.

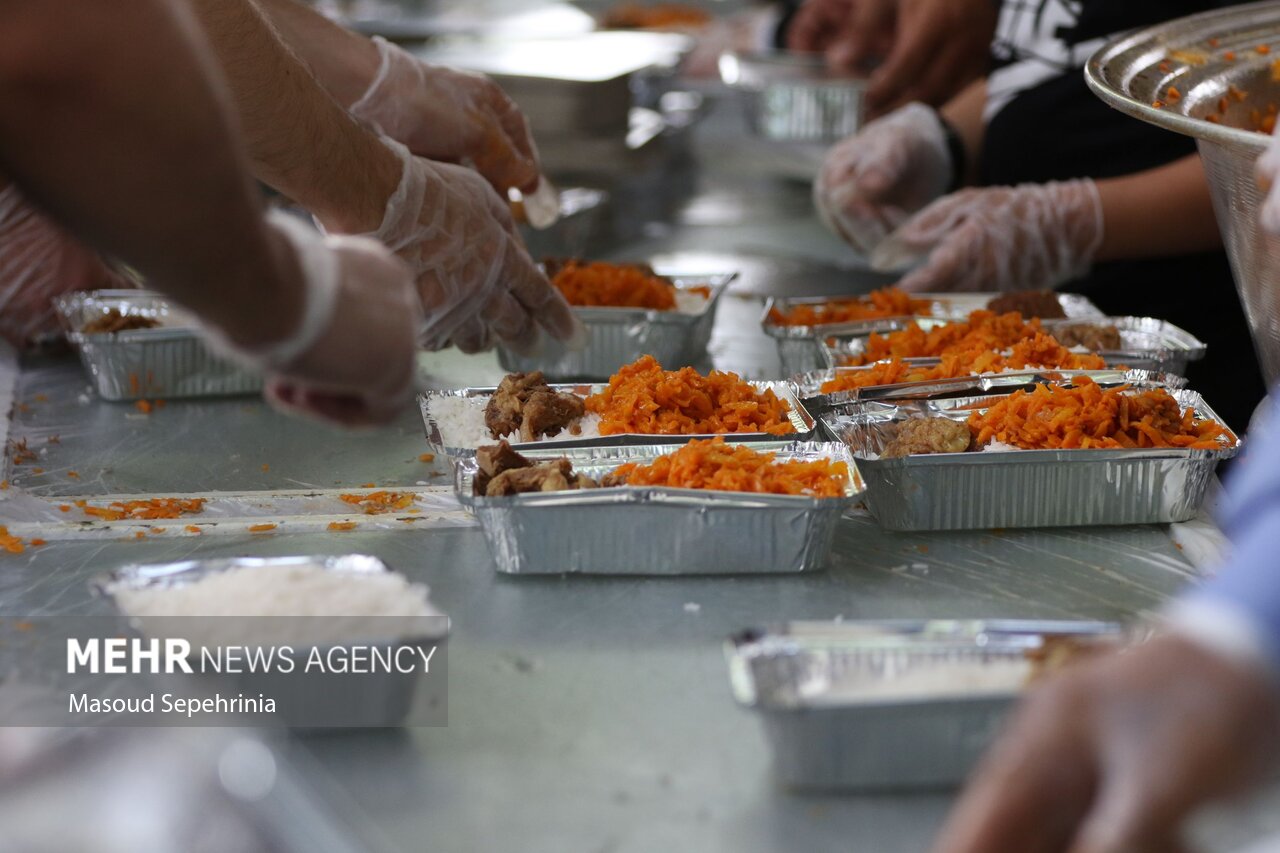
[585,355,794,436]
[768,288,932,327]
[609,438,848,498]
[5,439,37,465]
[551,260,678,310]
[75,498,206,521]
[0,526,33,554]
[820,333,1107,394]
[248,523,277,533]
[851,311,1059,365]
[339,491,416,515]
[327,521,358,532]
[967,378,1233,451]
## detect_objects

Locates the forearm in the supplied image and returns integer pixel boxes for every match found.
[189,0,397,233]
[1095,155,1222,262]
[251,0,380,107]
[0,0,299,346]
[940,78,987,187]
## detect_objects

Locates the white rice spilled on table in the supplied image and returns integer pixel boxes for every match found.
[431,394,602,449]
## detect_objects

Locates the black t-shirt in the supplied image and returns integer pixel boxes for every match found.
[980,0,1264,429]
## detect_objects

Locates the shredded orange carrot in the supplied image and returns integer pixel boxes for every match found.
[185,525,202,535]
[29,539,46,547]
[135,400,153,415]
[419,453,436,463]
[768,288,932,327]
[604,3,712,29]
[248,523,277,533]
[261,464,270,472]
[609,437,848,497]
[852,311,1051,365]
[1167,86,1181,101]
[78,498,206,522]
[552,260,677,310]
[66,471,79,479]
[0,481,7,491]
[5,439,37,465]
[967,378,1233,451]
[328,521,358,531]
[0,526,26,554]
[585,355,793,436]
[339,491,415,515]
[1225,50,1237,61]
[31,468,43,475]
[822,333,1106,394]
[58,505,70,513]
[1259,45,1272,55]
[129,373,140,396]
[361,482,376,489]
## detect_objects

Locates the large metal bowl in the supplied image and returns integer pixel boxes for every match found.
[1086,1,1280,385]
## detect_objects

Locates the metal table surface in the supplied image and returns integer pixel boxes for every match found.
[3,92,1275,852]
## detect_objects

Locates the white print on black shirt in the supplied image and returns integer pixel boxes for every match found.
[986,0,1108,121]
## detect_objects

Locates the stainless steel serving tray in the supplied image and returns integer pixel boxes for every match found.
[825,388,1239,531]
[796,368,1185,408]
[727,620,1123,790]
[420,379,817,457]
[54,290,263,401]
[822,315,1208,376]
[496,273,735,380]
[764,292,1105,376]
[720,51,866,143]
[456,442,863,575]
[94,555,449,728]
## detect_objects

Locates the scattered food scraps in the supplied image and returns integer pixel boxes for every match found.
[328,521,358,532]
[340,491,416,515]
[248,523,278,533]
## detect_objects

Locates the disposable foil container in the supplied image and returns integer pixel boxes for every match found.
[796,368,1186,407]
[93,555,449,728]
[823,315,1207,376]
[497,273,734,380]
[726,620,1123,790]
[420,380,817,457]
[456,442,863,575]
[764,292,1105,377]
[54,290,262,400]
[721,52,865,143]
[823,389,1239,531]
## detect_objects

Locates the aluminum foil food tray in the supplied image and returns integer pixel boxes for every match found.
[497,273,733,380]
[54,290,262,400]
[823,388,1239,531]
[727,620,1123,790]
[456,442,863,575]
[721,52,866,143]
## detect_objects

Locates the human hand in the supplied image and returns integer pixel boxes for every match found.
[932,634,1280,853]
[350,36,540,195]
[788,0,996,117]
[814,103,952,254]
[0,181,131,349]
[872,180,1103,293]
[360,138,581,354]
[207,212,422,428]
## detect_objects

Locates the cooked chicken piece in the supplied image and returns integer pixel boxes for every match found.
[485,459,601,496]
[484,371,546,439]
[474,441,532,495]
[881,418,973,458]
[1052,323,1122,351]
[519,390,586,442]
[986,291,1067,320]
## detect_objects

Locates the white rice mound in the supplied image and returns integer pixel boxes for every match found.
[980,440,1022,453]
[673,290,710,315]
[430,394,602,449]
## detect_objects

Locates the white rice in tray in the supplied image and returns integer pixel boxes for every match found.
[673,290,710,315]
[430,394,602,449]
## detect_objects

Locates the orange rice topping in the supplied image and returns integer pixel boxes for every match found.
[768,288,932,327]
[585,356,793,436]
[551,260,677,310]
[821,333,1107,394]
[610,437,848,497]
[967,378,1232,451]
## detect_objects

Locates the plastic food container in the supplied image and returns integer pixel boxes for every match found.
[496,273,734,380]
[727,620,1124,790]
[823,388,1239,531]
[94,555,450,728]
[55,290,262,401]
[420,380,818,457]
[764,292,1105,377]
[456,442,863,575]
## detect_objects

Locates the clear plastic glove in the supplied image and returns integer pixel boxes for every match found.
[361,138,582,355]
[206,212,422,428]
[872,179,1104,293]
[0,181,131,349]
[813,103,952,255]
[932,635,1280,853]
[350,36,540,195]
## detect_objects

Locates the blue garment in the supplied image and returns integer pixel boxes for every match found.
[1189,398,1280,671]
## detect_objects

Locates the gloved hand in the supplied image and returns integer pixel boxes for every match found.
[359,138,582,354]
[206,212,422,428]
[931,634,1280,853]
[0,181,132,350]
[813,103,953,255]
[872,179,1104,293]
[350,36,540,196]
